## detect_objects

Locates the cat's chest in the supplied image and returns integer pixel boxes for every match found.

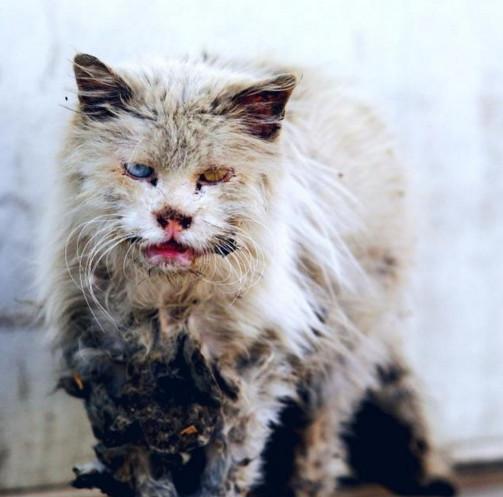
[124,275,280,361]
[187,303,253,361]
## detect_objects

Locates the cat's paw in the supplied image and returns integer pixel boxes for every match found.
[415,477,458,496]
[388,476,458,496]
[72,460,135,497]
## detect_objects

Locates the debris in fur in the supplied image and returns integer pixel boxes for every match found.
[59,330,226,496]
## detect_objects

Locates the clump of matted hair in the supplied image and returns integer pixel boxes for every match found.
[60,317,237,496]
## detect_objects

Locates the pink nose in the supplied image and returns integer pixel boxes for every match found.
[164,219,183,238]
[155,208,192,237]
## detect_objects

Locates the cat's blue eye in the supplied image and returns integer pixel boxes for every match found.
[124,163,155,179]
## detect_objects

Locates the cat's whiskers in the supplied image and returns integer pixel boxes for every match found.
[64,214,126,329]
[194,226,266,294]
[78,226,121,282]
[84,232,132,330]
[121,237,139,279]
[199,220,268,285]
[64,215,121,290]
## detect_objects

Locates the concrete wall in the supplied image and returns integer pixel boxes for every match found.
[0,0,502,489]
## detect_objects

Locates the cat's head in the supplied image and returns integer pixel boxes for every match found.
[65,54,297,282]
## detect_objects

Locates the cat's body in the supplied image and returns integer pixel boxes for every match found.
[39,54,455,497]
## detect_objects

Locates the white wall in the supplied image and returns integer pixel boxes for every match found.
[0,0,502,489]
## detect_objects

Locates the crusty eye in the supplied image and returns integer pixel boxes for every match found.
[198,167,233,185]
[124,162,155,180]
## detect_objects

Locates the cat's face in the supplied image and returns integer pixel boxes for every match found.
[68,54,296,277]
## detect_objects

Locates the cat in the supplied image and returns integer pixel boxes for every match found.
[39,52,456,497]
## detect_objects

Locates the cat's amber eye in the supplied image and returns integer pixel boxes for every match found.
[123,163,155,180]
[198,167,233,185]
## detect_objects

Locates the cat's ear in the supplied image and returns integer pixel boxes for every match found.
[73,53,133,120]
[217,74,298,140]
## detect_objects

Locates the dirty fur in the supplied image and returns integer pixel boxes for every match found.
[39,53,455,496]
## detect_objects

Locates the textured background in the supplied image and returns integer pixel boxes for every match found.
[0,0,502,490]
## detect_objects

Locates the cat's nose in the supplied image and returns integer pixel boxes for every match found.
[155,207,192,237]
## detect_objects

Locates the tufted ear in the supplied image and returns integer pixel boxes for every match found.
[218,74,297,140]
[73,53,133,120]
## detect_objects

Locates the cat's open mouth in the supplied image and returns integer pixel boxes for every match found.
[143,235,239,268]
[144,240,196,266]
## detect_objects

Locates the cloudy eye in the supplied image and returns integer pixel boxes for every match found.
[124,163,155,180]
[198,167,233,185]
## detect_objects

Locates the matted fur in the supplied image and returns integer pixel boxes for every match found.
[39,53,453,497]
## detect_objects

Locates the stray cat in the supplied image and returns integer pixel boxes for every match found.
[39,52,456,497]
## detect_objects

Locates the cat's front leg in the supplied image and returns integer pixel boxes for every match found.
[287,403,349,497]
[72,451,179,497]
[201,431,267,497]
[199,361,293,497]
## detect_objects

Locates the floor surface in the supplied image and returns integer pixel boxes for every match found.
[2,465,502,497]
